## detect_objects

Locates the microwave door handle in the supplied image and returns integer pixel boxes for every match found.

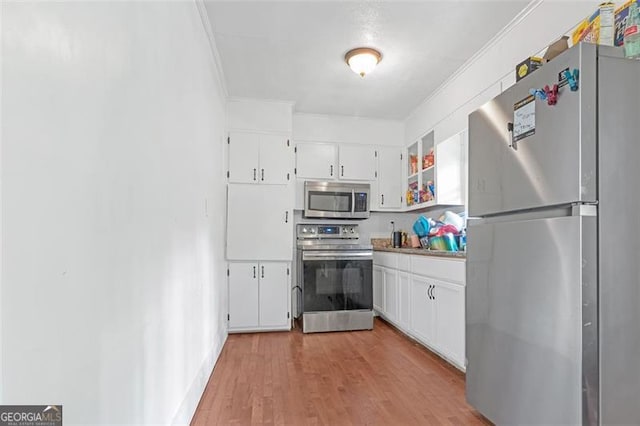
[351,189,355,215]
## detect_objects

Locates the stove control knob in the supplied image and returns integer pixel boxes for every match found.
[310,228,316,234]
[302,227,308,234]
[350,228,355,234]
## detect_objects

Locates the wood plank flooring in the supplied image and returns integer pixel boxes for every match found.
[191,318,490,425]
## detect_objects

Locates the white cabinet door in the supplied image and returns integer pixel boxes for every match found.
[259,134,292,185]
[410,275,435,346]
[398,272,410,329]
[377,147,402,209]
[383,268,398,322]
[228,262,259,328]
[373,266,384,313]
[259,262,289,328]
[434,280,465,368]
[228,132,260,184]
[296,143,336,179]
[339,145,376,180]
[435,132,464,206]
[227,184,292,260]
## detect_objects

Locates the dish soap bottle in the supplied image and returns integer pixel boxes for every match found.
[624,2,640,59]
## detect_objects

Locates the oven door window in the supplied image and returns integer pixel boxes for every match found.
[307,191,352,213]
[303,258,372,312]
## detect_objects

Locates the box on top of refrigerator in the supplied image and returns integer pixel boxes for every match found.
[615,0,640,45]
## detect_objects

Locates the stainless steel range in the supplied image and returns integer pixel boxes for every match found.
[296,224,373,333]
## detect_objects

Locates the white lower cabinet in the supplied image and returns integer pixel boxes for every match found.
[433,279,466,367]
[398,272,410,329]
[228,263,259,329]
[409,275,436,345]
[373,252,466,370]
[228,261,291,332]
[373,266,384,312]
[383,268,398,322]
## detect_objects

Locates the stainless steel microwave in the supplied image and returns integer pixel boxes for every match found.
[304,181,370,219]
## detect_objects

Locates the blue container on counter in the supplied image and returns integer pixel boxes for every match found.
[412,216,431,238]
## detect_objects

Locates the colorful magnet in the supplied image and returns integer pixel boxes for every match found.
[564,68,579,91]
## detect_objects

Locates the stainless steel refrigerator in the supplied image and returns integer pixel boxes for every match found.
[466,43,640,425]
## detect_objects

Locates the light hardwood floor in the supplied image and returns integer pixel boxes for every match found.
[191,318,490,425]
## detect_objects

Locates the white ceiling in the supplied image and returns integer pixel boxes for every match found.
[204,1,530,120]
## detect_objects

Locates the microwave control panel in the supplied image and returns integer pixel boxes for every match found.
[297,224,359,239]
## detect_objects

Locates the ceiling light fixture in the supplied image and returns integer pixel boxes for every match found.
[345,47,382,78]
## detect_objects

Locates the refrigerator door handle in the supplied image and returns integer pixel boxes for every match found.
[507,122,517,150]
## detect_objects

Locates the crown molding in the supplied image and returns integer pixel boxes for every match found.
[405,0,544,123]
[227,96,296,107]
[194,0,229,98]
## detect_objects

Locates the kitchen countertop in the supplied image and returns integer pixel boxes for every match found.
[370,238,466,258]
[373,246,466,259]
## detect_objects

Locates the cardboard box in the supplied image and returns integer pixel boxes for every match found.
[543,36,570,62]
[516,56,543,82]
[615,0,640,46]
[573,2,629,46]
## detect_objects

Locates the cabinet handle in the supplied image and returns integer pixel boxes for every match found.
[261,266,264,278]
[285,211,289,223]
[428,285,433,299]
[253,266,256,279]
[432,285,435,300]
[253,168,257,181]
[341,165,344,177]
[381,194,384,205]
[330,165,333,176]
[261,169,264,181]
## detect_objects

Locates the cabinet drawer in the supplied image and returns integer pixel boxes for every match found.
[373,252,398,269]
[397,254,410,272]
[410,256,465,285]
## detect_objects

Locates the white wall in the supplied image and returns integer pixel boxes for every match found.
[227,98,293,134]
[293,113,403,146]
[404,0,601,145]
[2,1,227,424]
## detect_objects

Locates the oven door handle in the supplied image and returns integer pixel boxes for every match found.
[302,251,373,261]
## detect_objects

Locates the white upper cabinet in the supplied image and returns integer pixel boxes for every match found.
[259,134,293,184]
[295,143,336,179]
[435,131,465,206]
[376,147,402,209]
[228,131,292,185]
[338,145,376,180]
[228,132,260,184]
[227,184,293,261]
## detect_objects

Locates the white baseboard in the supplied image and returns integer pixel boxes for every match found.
[171,329,228,425]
